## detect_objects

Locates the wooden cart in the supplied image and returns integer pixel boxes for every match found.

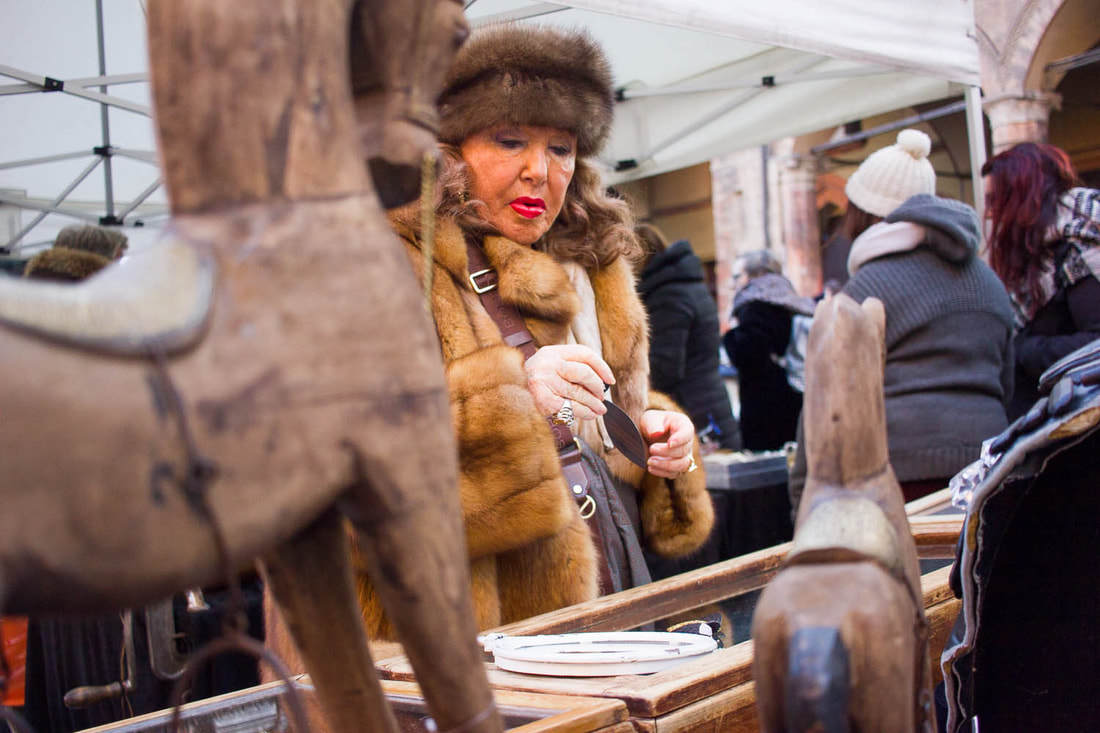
[76,677,630,733]
[375,495,963,732]
[76,494,961,733]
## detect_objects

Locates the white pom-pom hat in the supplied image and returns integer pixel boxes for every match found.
[844,128,936,217]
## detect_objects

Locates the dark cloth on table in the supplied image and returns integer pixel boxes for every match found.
[639,240,741,449]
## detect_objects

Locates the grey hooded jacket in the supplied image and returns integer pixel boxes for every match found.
[790,194,1015,505]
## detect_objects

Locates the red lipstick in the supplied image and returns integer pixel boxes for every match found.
[510,197,546,219]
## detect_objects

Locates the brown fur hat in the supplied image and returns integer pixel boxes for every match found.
[438,24,614,157]
[23,247,111,282]
[54,224,128,259]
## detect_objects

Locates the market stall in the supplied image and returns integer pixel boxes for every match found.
[1,0,985,253]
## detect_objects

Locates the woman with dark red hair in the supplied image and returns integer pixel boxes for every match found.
[983,143,1100,418]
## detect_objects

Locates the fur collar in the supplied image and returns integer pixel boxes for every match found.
[393,208,650,460]
[393,210,647,385]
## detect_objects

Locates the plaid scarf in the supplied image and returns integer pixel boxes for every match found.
[1015,188,1100,322]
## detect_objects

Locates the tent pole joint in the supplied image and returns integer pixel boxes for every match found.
[43,77,64,91]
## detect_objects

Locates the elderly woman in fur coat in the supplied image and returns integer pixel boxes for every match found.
[349,24,713,638]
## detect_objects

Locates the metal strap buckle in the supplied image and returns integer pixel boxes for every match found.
[578,494,596,519]
[468,268,497,294]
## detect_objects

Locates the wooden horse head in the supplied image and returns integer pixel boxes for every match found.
[752,294,933,733]
[0,1,500,731]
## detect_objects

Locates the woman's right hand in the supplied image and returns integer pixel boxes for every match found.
[524,344,615,421]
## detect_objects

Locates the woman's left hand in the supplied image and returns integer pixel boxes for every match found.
[639,409,696,479]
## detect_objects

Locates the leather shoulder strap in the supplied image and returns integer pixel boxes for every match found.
[464,237,591,501]
[464,239,538,360]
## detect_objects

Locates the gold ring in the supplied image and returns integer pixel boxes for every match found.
[686,453,699,473]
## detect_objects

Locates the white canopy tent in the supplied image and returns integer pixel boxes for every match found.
[0,0,985,256]
[465,0,983,185]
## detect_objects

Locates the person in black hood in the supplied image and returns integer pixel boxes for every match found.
[636,224,741,450]
[723,249,815,451]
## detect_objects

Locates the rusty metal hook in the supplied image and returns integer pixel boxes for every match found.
[168,629,310,733]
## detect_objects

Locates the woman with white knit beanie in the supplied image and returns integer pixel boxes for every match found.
[788,128,1016,511]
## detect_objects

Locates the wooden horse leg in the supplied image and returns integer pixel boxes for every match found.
[350,0,468,208]
[341,427,501,733]
[264,509,399,733]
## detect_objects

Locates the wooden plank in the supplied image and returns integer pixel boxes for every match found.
[919,564,955,607]
[380,644,754,719]
[906,487,954,516]
[652,681,757,733]
[596,643,755,717]
[445,516,963,642]
[491,546,788,637]
[381,680,629,733]
[81,677,629,733]
[926,597,962,689]
[909,515,965,559]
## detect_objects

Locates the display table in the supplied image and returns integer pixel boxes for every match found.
[376,511,965,732]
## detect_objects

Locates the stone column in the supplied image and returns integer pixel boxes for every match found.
[984,91,1062,153]
[774,149,822,297]
[711,148,769,330]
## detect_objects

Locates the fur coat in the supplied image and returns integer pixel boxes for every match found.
[354,211,714,638]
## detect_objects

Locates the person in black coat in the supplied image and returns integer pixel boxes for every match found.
[982,143,1100,419]
[636,224,741,450]
[722,250,814,451]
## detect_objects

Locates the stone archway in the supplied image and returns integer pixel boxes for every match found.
[977,0,1100,151]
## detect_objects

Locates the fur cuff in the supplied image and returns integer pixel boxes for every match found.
[639,391,715,557]
[639,441,714,557]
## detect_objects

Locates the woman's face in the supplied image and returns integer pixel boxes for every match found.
[460,124,577,246]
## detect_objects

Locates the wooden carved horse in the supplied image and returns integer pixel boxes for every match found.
[0,1,503,732]
[752,295,933,733]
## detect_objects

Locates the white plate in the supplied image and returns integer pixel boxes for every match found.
[482,631,718,677]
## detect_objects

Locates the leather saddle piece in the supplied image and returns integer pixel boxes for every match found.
[0,236,215,356]
[1038,337,1100,393]
[943,339,1100,732]
[785,491,905,580]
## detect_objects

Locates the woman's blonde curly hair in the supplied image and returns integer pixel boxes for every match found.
[435,144,640,269]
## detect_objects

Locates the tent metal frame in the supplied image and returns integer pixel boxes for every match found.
[0,0,160,255]
[1,0,988,253]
